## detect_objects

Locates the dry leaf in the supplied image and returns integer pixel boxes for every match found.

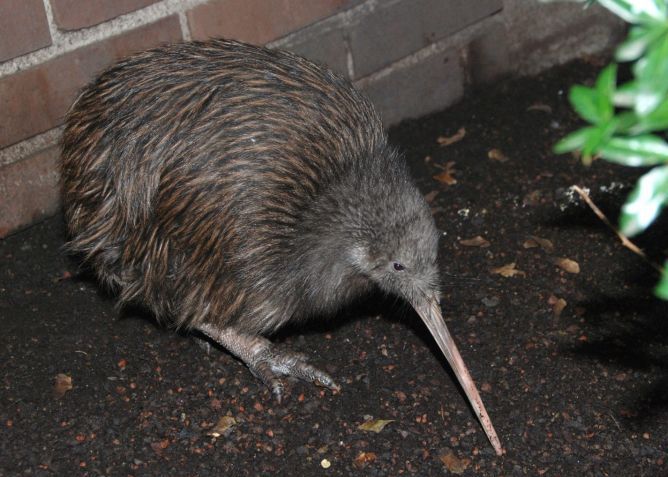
[353,451,377,468]
[358,419,394,433]
[439,450,471,474]
[433,161,457,185]
[553,257,580,274]
[424,190,439,204]
[459,236,490,248]
[53,270,73,283]
[527,102,553,113]
[150,438,170,455]
[54,373,72,398]
[523,235,554,252]
[488,148,509,162]
[491,262,526,277]
[548,295,567,317]
[207,416,237,437]
[436,127,466,147]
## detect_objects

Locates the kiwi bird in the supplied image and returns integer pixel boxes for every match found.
[60,39,502,455]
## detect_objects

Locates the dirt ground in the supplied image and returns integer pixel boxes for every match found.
[2,59,667,476]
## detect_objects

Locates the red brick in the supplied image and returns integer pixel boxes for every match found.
[0,147,60,238]
[0,16,182,149]
[358,49,465,127]
[51,0,160,30]
[0,0,51,62]
[188,0,354,45]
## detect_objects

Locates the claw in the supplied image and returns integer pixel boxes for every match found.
[196,324,339,400]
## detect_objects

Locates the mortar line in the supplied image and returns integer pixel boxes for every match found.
[0,0,209,79]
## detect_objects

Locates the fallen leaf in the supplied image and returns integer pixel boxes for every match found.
[353,451,377,469]
[439,450,470,474]
[424,190,439,203]
[459,235,490,248]
[150,438,170,455]
[53,271,73,283]
[433,161,457,185]
[614,372,628,382]
[54,374,72,398]
[527,102,553,113]
[523,235,554,252]
[548,295,567,317]
[488,148,509,162]
[553,257,580,274]
[491,262,526,277]
[436,127,466,147]
[207,416,237,437]
[358,419,394,433]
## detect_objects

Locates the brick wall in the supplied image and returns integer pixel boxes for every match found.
[0,0,623,237]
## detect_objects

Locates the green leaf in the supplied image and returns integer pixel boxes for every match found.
[633,97,668,132]
[614,111,640,133]
[616,26,651,61]
[553,127,594,154]
[620,165,668,236]
[614,80,640,107]
[655,265,668,299]
[598,0,667,24]
[599,134,668,166]
[616,24,668,61]
[569,85,605,124]
[633,34,668,115]
[596,64,617,98]
[581,119,619,163]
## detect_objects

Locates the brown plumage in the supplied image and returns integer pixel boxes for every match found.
[61,39,502,455]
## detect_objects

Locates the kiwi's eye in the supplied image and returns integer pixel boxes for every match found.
[393,262,405,271]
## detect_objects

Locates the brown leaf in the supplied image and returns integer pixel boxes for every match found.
[459,235,490,248]
[490,262,526,278]
[353,451,378,469]
[358,419,394,433]
[523,235,554,252]
[439,450,471,474]
[54,373,72,398]
[488,148,509,162]
[433,161,457,185]
[548,295,567,317]
[436,127,466,147]
[207,416,237,437]
[527,102,553,113]
[424,190,439,204]
[53,271,73,283]
[553,257,580,274]
[150,438,170,456]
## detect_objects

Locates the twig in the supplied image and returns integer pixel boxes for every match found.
[571,185,663,274]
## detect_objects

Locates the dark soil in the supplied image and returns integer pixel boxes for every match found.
[2,59,667,477]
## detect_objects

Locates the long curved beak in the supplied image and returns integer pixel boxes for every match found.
[413,294,503,456]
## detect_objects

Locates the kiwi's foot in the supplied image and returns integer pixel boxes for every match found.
[196,323,340,403]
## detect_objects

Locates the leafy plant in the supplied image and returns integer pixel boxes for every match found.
[552,0,668,298]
